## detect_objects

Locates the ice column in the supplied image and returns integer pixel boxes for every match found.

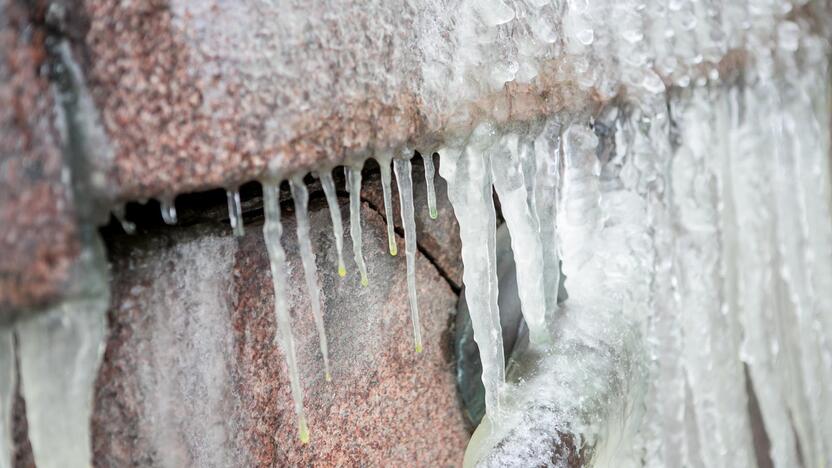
[393,157,423,353]
[262,181,309,443]
[438,124,504,417]
[17,296,108,468]
[490,132,549,346]
[290,177,332,381]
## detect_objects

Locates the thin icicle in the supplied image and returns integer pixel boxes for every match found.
[262,181,309,443]
[112,204,136,234]
[421,152,439,219]
[347,165,369,287]
[0,329,13,468]
[226,188,245,237]
[160,197,178,225]
[438,124,504,418]
[393,157,423,353]
[289,177,332,381]
[378,153,398,256]
[319,171,347,277]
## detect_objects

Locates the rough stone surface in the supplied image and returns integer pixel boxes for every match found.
[92,197,468,466]
[0,0,80,316]
[66,0,601,201]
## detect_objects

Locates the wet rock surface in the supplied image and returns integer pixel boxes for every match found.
[92,196,469,466]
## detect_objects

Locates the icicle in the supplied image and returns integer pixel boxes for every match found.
[346,165,369,287]
[0,329,13,468]
[377,153,398,256]
[438,124,504,418]
[421,152,439,219]
[289,177,332,381]
[160,197,178,225]
[320,171,347,277]
[393,157,423,353]
[226,188,245,237]
[262,181,309,443]
[16,297,108,468]
[532,119,562,319]
[490,132,549,346]
[112,204,135,234]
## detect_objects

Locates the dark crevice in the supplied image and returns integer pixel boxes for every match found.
[744,365,774,468]
[99,158,462,295]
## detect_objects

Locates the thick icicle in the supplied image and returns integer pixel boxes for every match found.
[438,124,504,418]
[421,152,439,219]
[0,329,13,468]
[378,153,398,256]
[346,165,369,286]
[289,177,332,381]
[393,157,423,353]
[160,197,178,225]
[319,170,347,277]
[532,120,562,319]
[226,188,245,237]
[17,296,108,468]
[262,181,309,443]
[490,132,549,345]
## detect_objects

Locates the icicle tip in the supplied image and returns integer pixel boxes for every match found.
[429,207,438,220]
[338,265,347,277]
[298,419,310,444]
[389,240,398,256]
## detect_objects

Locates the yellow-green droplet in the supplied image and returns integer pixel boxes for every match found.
[360,276,369,287]
[415,342,423,353]
[338,265,346,277]
[325,371,332,382]
[299,419,310,444]
[389,241,398,256]
[429,207,438,220]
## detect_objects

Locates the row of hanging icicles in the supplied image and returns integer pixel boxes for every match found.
[114,152,440,443]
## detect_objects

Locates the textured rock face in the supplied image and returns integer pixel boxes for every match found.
[0,0,80,316]
[92,196,469,466]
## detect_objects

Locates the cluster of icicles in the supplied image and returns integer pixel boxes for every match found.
[118,153,441,444]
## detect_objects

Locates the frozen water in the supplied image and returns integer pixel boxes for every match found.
[262,181,309,443]
[393,157,423,353]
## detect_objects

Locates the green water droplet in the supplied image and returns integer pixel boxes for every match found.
[360,276,369,287]
[429,207,438,219]
[338,265,346,277]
